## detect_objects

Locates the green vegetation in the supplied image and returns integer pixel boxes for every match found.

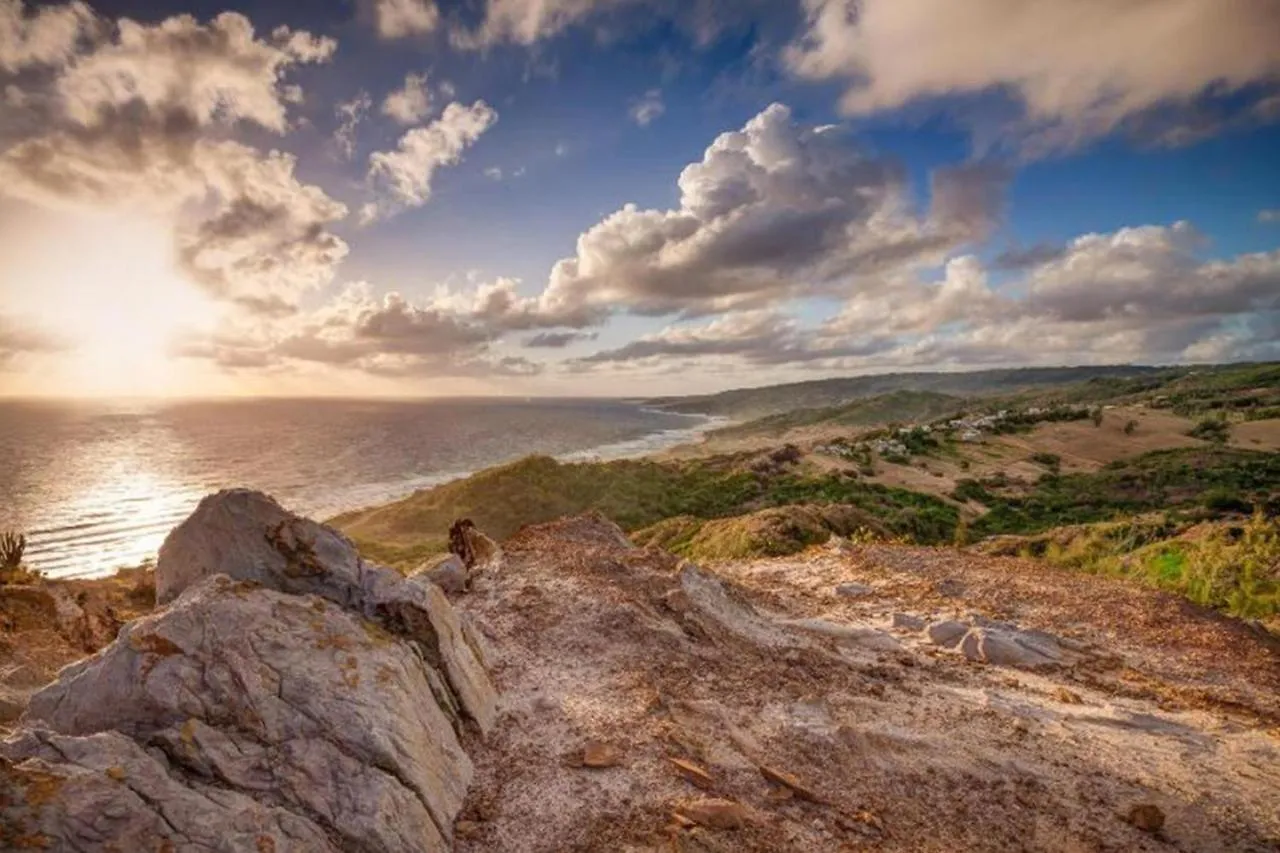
[1029,452,1061,473]
[0,530,40,585]
[994,514,1280,623]
[334,453,959,568]
[1188,417,1231,444]
[964,447,1280,537]
[632,504,887,561]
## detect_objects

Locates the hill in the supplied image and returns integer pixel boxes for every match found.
[647,364,1175,420]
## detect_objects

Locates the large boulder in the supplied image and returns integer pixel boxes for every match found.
[2,490,501,853]
[6,576,472,851]
[156,489,495,733]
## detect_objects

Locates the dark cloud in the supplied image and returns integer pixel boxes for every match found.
[523,330,598,348]
[991,243,1065,270]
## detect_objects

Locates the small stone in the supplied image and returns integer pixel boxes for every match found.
[1053,686,1084,705]
[668,757,715,789]
[663,589,691,613]
[581,741,623,768]
[1127,803,1165,833]
[759,765,821,803]
[675,798,747,831]
[835,583,873,597]
[417,555,468,595]
[925,619,969,648]
[889,613,925,632]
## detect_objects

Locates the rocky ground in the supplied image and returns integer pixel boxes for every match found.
[3,494,1278,851]
[452,516,1280,852]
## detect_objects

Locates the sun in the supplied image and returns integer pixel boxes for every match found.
[18,215,218,397]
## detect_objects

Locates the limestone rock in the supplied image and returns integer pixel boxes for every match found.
[958,626,1062,669]
[925,619,969,648]
[416,554,469,595]
[7,575,472,852]
[889,612,926,632]
[156,489,496,733]
[835,582,873,597]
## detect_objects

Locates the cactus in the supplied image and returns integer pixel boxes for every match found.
[1,530,26,570]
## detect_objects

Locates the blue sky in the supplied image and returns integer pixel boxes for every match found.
[0,0,1278,396]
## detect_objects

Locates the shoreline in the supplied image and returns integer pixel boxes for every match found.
[22,408,725,581]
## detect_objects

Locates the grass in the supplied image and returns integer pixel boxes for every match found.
[333,453,960,568]
[1015,513,1280,624]
[633,504,889,561]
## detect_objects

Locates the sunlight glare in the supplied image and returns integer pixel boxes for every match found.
[42,217,215,396]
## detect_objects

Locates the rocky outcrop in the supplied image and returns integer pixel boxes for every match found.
[155,489,495,733]
[2,490,497,853]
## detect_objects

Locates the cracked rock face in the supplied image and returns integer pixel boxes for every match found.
[2,489,497,853]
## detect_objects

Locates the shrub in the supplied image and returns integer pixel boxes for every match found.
[1188,418,1231,444]
[1202,488,1252,514]
[770,444,803,465]
[1030,452,1062,473]
[1,531,24,570]
[1124,420,1138,435]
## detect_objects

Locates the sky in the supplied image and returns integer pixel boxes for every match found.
[0,0,1278,398]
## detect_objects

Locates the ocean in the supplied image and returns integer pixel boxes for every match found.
[0,398,713,579]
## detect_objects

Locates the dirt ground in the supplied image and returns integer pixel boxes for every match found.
[451,516,1280,852]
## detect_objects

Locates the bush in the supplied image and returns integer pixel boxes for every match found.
[1188,418,1231,444]
[1124,420,1138,435]
[1030,452,1062,473]
[770,443,803,465]
[1202,488,1252,514]
[1181,513,1280,620]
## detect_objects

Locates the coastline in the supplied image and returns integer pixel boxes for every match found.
[17,407,724,580]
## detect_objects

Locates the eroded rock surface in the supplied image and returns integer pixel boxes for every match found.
[3,490,496,852]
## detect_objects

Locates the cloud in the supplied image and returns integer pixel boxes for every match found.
[524,330,597,348]
[0,9,348,315]
[333,91,371,159]
[0,0,97,72]
[381,72,432,125]
[991,242,1064,270]
[454,0,630,48]
[1260,209,1280,224]
[537,103,1005,321]
[786,0,1280,153]
[372,0,439,39]
[177,282,547,378]
[361,99,497,222]
[175,143,350,314]
[57,12,334,133]
[629,88,664,126]
[0,314,64,364]
[573,221,1280,373]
